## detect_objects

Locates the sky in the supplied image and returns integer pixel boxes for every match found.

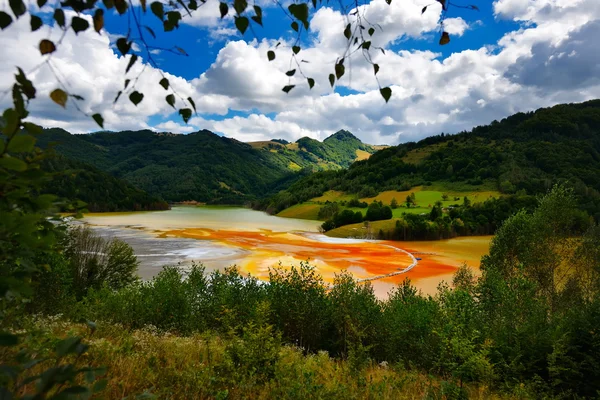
[1,0,600,145]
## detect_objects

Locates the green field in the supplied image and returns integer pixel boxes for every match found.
[277,203,322,220]
[311,190,355,203]
[277,185,503,228]
[325,219,401,238]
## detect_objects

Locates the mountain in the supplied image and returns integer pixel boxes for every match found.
[248,130,379,170]
[38,128,378,203]
[260,100,600,220]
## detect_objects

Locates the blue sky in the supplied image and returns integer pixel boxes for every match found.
[1,0,599,144]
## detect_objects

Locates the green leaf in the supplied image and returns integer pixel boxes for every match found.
[307,77,314,89]
[151,1,164,19]
[379,86,392,103]
[282,85,295,93]
[37,0,47,7]
[30,15,42,31]
[0,333,18,346]
[439,31,450,45]
[166,94,175,108]
[335,62,345,79]
[253,5,262,19]
[15,67,36,99]
[115,0,128,14]
[50,88,68,108]
[235,16,248,34]
[288,3,309,29]
[362,41,371,50]
[421,5,427,14]
[126,54,138,73]
[39,39,56,55]
[233,0,247,15]
[23,122,43,135]
[71,16,89,34]
[93,9,104,33]
[267,50,275,61]
[189,0,198,10]
[8,135,36,153]
[116,38,130,55]
[285,69,296,76]
[291,21,298,32]
[114,90,122,103]
[2,109,18,135]
[219,2,228,18]
[328,73,335,87]
[166,11,181,26]
[56,336,81,357]
[129,91,144,106]
[144,25,156,38]
[292,45,300,54]
[251,15,262,26]
[188,97,196,113]
[0,11,12,30]
[0,156,27,171]
[93,379,108,393]
[343,23,351,40]
[179,108,192,123]
[373,63,379,75]
[57,386,89,396]
[54,9,65,28]
[159,78,169,90]
[385,0,391,4]
[368,27,374,36]
[9,0,26,19]
[124,79,130,88]
[92,113,104,128]
[103,0,114,8]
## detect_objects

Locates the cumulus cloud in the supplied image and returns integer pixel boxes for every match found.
[1,0,600,144]
[505,20,600,91]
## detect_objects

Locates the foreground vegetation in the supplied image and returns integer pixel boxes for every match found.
[7,315,509,399]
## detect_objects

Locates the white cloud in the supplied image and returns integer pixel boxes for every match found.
[1,0,599,145]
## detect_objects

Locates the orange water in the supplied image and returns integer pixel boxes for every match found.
[83,207,492,298]
[162,228,491,297]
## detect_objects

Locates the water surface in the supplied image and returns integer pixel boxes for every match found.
[82,206,491,297]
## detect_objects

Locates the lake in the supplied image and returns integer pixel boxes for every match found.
[81,206,492,297]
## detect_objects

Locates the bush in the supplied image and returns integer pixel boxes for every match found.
[64,226,139,299]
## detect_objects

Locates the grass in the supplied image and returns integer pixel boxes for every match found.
[277,203,322,220]
[284,185,502,223]
[355,149,372,161]
[311,190,355,203]
[326,219,401,238]
[401,143,447,165]
[8,316,513,400]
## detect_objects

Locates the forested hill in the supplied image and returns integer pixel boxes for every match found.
[260,100,600,219]
[42,155,170,212]
[37,128,377,203]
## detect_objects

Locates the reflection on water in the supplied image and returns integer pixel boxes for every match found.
[82,206,492,297]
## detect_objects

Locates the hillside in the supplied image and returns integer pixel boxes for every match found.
[260,100,600,221]
[248,130,379,169]
[38,128,378,203]
[42,155,169,212]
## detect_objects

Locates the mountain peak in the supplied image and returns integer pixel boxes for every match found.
[324,130,361,143]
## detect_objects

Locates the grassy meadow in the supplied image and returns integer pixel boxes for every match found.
[7,316,516,400]
[276,185,503,223]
